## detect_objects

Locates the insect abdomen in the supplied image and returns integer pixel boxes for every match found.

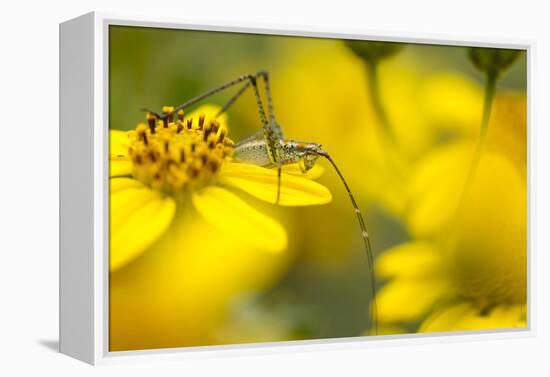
[233,139,272,166]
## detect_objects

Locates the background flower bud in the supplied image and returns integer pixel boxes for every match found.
[468,47,521,75]
[344,40,405,62]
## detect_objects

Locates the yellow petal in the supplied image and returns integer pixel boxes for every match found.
[110,178,176,271]
[110,129,133,177]
[376,241,442,279]
[275,163,325,180]
[419,303,478,333]
[192,186,287,253]
[110,160,133,177]
[110,176,145,192]
[419,303,526,333]
[109,210,291,350]
[110,129,130,158]
[486,93,527,175]
[376,277,450,324]
[488,304,526,326]
[419,72,483,135]
[406,143,472,238]
[448,152,526,303]
[219,163,332,206]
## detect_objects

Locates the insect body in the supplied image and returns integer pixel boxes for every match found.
[234,136,322,173]
[144,71,378,334]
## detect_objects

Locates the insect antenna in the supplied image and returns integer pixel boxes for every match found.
[319,150,378,335]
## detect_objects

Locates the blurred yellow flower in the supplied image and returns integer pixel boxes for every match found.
[240,40,490,268]
[109,105,332,271]
[375,94,527,333]
[237,41,526,335]
[407,93,526,239]
[267,41,488,218]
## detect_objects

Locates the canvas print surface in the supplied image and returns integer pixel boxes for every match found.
[108,25,527,351]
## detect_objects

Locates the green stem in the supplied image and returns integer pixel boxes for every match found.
[438,70,498,253]
[478,71,497,154]
[364,60,408,181]
[451,70,497,224]
[465,71,497,188]
[366,61,396,144]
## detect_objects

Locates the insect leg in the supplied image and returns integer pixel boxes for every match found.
[212,71,284,141]
[211,73,281,177]
[276,161,282,205]
[256,71,284,204]
[215,81,252,117]
[142,74,258,120]
[247,74,285,204]
[256,70,283,140]
[213,72,275,123]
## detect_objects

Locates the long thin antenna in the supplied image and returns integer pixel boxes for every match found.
[320,151,378,335]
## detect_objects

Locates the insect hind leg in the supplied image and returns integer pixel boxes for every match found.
[215,81,252,117]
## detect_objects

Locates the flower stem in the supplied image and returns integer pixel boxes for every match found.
[439,70,498,251]
[464,71,497,191]
[451,70,497,225]
[364,61,406,179]
[478,71,497,155]
[366,61,396,144]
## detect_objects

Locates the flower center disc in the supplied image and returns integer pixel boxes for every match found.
[128,107,234,195]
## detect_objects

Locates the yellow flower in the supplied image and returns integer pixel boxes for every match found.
[109,104,332,271]
[375,94,527,332]
[109,105,333,350]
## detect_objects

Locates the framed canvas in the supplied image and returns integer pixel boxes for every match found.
[59,11,533,365]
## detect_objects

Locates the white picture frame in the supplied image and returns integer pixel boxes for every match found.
[59,11,535,365]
